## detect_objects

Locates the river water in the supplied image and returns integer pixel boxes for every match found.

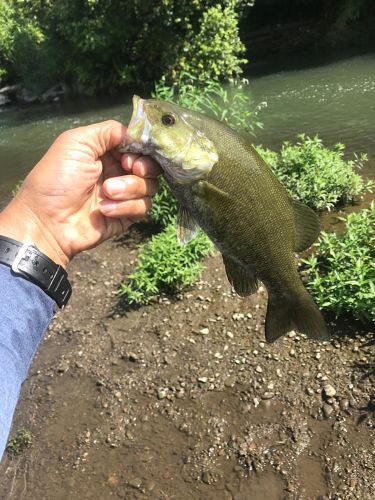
[0,53,374,202]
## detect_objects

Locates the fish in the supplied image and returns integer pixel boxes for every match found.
[120,95,329,343]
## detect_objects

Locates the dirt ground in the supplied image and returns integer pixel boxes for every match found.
[0,227,374,500]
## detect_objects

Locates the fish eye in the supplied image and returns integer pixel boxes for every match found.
[161,114,176,126]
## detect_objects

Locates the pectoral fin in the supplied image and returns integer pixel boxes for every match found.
[291,199,321,252]
[223,256,259,296]
[177,206,199,245]
[194,180,230,206]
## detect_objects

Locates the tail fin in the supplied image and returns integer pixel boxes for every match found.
[265,288,329,343]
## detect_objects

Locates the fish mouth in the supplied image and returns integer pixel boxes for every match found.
[128,95,144,132]
[119,95,152,153]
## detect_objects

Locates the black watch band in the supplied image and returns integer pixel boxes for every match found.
[0,235,72,308]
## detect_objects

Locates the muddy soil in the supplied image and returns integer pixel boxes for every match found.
[0,228,374,500]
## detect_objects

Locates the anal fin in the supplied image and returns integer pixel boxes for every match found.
[223,256,258,297]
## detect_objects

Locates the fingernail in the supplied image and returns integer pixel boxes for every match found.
[100,200,118,214]
[106,178,126,195]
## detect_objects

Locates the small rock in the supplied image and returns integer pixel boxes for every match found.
[202,471,213,484]
[144,480,156,492]
[157,388,168,400]
[198,377,208,383]
[224,376,236,388]
[348,396,357,407]
[199,327,209,335]
[339,399,349,411]
[0,94,11,106]
[226,331,234,339]
[323,384,337,398]
[127,476,142,489]
[262,392,275,400]
[20,88,38,104]
[323,403,334,418]
[255,365,263,373]
[232,313,245,321]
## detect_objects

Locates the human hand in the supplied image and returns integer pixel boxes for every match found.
[0,120,161,268]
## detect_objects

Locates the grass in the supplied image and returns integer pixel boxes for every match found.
[304,202,375,323]
[6,429,33,455]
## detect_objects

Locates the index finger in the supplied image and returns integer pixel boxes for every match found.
[121,154,162,178]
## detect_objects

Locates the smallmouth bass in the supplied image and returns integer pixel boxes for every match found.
[120,96,329,343]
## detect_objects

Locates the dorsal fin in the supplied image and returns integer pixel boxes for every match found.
[290,199,321,252]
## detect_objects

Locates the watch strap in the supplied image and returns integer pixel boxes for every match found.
[0,235,72,308]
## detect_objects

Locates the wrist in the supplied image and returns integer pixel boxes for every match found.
[0,198,69,269]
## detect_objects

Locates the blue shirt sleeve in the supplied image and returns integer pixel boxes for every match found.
[0,263,55,459]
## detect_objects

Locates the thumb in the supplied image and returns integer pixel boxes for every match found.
[73,120,127,160]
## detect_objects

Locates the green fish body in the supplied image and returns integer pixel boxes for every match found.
[121,96,329,343]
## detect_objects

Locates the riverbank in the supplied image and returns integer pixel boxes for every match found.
[0,224,373,499]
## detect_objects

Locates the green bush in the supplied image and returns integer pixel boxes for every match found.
[304,202,375,323]
[167,2,247,84]
[256,135,373,211]
[0,0,14,81]
[0,1,252,93]
[120,222,213,305]
[0,0,45,86]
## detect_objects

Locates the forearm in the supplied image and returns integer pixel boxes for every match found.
[0,264,55,459]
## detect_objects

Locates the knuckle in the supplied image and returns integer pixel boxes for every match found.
[104,119,121,129]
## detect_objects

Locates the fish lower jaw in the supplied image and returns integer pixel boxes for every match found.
[119,138,154,156]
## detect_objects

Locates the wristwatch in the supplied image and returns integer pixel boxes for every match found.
[0,235,72,308]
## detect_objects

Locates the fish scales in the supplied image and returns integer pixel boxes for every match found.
[169,125,296,288]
